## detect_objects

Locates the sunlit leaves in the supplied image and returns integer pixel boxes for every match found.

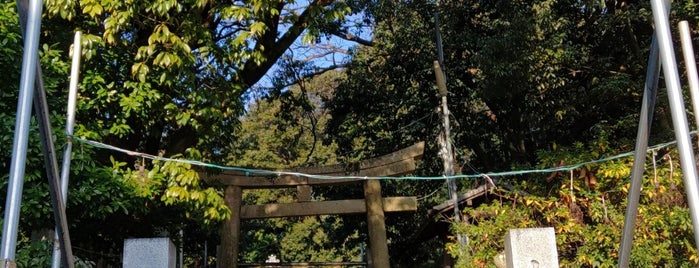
[220,5,251,21]
[45,0,76,20]
[598,159,632,179]
[80,34,103,60]
[118,152,230,224]
[153,51,180,68]
[42,0,359,162]
[146,0,181,17]
[454,137,698,267]
[249,21,267,36]
[103,11,132,44]
[131,62,150,82]
[80,0,103,17]
[175,111,192,126]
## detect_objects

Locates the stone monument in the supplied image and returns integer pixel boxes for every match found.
[123,237,176,268]
[505,227,558,268]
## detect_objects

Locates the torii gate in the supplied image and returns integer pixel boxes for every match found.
[202,142,424,268]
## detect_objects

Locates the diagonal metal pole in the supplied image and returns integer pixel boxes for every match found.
[51,31,82,268]
[626,0,699,263]
[679,21,699,132]
[619,0,684,267]
[621,1,699,266]
[618,33,660,268]
[0,0,43,266]
[14,0,75,266]
[32,51,75,268]
[651,0,699,252]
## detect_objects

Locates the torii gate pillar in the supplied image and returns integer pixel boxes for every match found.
[220,186,242,268]
[364,179,389,268]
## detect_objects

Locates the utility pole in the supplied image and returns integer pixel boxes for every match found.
[433,5,467,260]
[433,0,465,248]
[434,61,464,243]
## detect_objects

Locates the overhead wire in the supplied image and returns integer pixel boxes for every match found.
[73,134,686,181]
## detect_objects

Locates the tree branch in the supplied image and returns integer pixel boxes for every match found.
[329,29,373,46]
[297,47,349,63]
[268,63,347,91]
[239,0,321,87]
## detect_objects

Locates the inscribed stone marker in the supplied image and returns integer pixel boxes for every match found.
[505,227,558,268]
[123,237,176,268]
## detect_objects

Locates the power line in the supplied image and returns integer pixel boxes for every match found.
[73,136,683,181]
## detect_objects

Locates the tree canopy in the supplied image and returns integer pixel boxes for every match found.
[42,0,369,157]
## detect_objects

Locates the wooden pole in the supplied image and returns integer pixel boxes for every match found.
[435,61,464,247]
[220,186,242,268]
[364,180,390,268]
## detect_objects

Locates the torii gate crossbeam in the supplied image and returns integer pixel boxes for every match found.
[203,142,424,268]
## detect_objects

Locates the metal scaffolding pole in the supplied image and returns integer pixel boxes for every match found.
[2,1,75,267]
[51,31,82,268]
[32,48,75,268]
[617,34,660,268]
[0,0,42,265]
[619,0,699,266]
[679,21,699,131]
[649,0,699,254]
[21,11,75,268]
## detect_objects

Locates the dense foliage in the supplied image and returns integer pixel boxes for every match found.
[453,142,698,267]
[324,0,699,266]
[229,71,357,263]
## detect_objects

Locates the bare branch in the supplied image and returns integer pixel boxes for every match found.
[216,22,245,40]
[296,45,349,63]
[301,51,339,63]
[270,63,348,91]
[310,64,347,77]
[329,29,373,46]
[217,27,246,42]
